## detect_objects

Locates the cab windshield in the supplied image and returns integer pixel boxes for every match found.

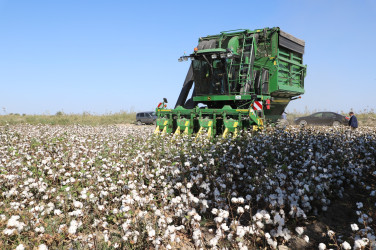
[192,55,228,96]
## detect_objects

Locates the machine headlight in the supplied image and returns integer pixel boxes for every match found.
[227,52,232,58]
[220,53,226,58]
[211,54,217,59]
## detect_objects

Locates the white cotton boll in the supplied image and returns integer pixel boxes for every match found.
[256,221,264,229]
[187,182,193,189]
[7,215,25,232]
[327,230,335,237]
[68,209,83,217]
[237,207,244,214]
[148,229,156,237]
[103,230,109,242]
[221,223,229,231]
[236,226,246,238]
[192,229,202,246]
[38,244,48,250]
[73,200,83,208]
[303,235,309,243]
[238,242,248,250]
[192,197,199,203]
[54,209,62,216]
[354,239,367,249]
[209,236,219,246]
[255,212,263,220]
[214,217,223,223]
[16,244,25,250]
[193,214,201,221]
[220,210,229,219]
[35,226,45,233]
[267,238,277,249]
[155,210,162,217]
[341,241,351,249]
[318,243,326,250]
[351,223,359,231]
[3,228,15,236]
[68,220,79,234]
[295,227,304,235]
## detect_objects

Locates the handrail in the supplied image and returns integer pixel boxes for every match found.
[220,29,248,35]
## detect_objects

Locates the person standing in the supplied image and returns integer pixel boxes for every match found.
[348,112,358,130]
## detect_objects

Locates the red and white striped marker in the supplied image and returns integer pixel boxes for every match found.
[253,101,263,111]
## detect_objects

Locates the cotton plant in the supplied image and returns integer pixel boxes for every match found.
[0,124,375,249]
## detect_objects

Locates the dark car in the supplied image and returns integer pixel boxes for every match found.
[136,111,157,125]
[294,112,349,126]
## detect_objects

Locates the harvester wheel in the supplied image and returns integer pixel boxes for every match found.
[137,120,142,126]
[299,120,307,126]
[332,121,340,127]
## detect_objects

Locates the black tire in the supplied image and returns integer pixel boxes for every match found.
[299,120,307,126]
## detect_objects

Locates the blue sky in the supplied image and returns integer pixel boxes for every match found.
[0,0,375,115]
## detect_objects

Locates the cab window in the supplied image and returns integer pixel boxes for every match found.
[311,113,322,118]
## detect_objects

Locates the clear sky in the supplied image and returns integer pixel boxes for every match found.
[1,0,375,115]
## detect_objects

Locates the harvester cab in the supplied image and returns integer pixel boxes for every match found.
[155,27,306,138]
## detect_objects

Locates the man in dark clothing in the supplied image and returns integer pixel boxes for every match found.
[348,112,358,130]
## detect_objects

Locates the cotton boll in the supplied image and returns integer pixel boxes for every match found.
[354,239,367,249]
[318,243,326,250]
[16,244,25,250]
[295,227,304,236]
[341,241,351,250]
[327,230,335,237]
[237,207,244,214]
[351,224,359,231]
[148,229,156,237]
[214,217,223,224]
[303,235,309,243]
[68,220,79,234]
[221,223,229,231]
[38,244,48,250]
[3,228,16,236]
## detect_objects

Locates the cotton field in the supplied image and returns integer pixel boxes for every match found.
[0,124,375,249]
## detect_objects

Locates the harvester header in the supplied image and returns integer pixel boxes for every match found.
[155,27,306,138]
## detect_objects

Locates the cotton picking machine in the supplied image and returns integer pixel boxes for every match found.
[155,27,306,138]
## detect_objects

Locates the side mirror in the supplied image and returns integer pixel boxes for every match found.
[163,98,168,103]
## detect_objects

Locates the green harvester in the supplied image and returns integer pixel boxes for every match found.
[155,27,306,138]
